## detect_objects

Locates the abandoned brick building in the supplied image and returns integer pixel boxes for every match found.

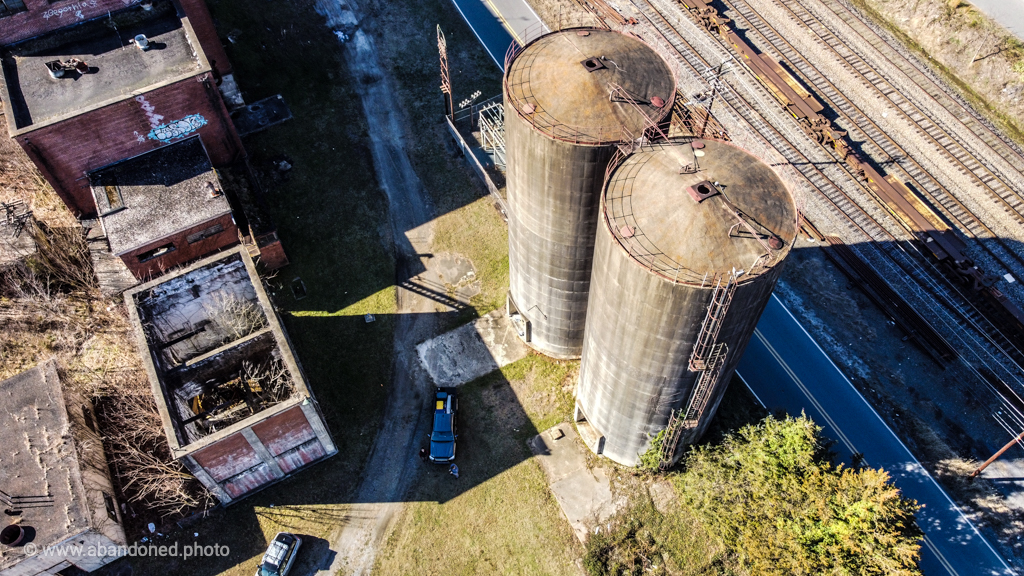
[0,360,127,576]
[0,0,243,218]
[90,136,239,279]
[125,248,336,503]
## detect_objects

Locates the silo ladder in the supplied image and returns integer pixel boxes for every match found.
[683,344,728,427]
[688,275,737,371]
[658,409,686,470]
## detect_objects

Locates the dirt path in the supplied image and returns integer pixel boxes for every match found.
[313,0,441,573]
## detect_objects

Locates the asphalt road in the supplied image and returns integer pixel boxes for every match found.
[967,0,1024,43]
[448,0,545,68]
[738,295,1016,576]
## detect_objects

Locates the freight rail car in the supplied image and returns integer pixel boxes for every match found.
[679,0,1024,352]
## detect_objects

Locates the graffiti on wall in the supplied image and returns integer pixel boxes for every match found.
[42,0,98,20]
[148,115,209,143]
[133,95,207,144]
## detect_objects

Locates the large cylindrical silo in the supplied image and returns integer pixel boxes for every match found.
[503,28,676,359]
[575,139,798,466]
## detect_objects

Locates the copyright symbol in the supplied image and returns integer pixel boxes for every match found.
[24,543,37,556]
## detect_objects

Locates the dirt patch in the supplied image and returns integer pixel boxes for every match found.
[856,0,1024,144]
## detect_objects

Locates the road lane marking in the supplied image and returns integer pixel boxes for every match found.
[482,0,522,45]
[769,295,1013,572]
[752,326,963,576]
[924,534,961,576]
[752,328,860,458]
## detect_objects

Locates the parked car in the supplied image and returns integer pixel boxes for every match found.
[256,532,302,576]
[429,387,458,463]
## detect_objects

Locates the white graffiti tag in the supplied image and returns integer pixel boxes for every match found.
[148,115,208,143]
[134,95,165,129]
[42,0,98,19]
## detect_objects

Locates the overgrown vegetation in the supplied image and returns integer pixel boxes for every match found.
[636,428,668,473]
[585,416,924,576]
[852,0,1024,145]
[0,137,208,525]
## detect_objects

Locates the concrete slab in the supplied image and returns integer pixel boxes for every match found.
[416,309,528,387]
[529,423,625,543]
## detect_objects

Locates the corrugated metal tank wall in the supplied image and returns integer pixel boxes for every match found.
[575,139,797,466]
[503,28,675,359]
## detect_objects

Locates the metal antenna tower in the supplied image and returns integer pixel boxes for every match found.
[437,25,453,119]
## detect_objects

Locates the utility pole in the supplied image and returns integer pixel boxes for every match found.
[699,62,726,139]
[969,429,1024,481]
[437,25,453,119]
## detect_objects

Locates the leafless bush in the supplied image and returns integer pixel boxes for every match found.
[203,292,268,343]
[25,221,96,293]
[1,143,209,521]
[99,387,213,518]
[242,359,292,404]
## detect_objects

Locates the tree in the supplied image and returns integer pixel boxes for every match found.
[674,415,922,575]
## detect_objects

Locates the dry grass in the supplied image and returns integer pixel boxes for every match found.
[0,137,208,527]
[853,0,1024,146]
[902,414,1024,551]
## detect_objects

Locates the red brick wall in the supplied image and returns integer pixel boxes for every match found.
[255,232,290,271]
[174,0,231,78]
[251,406,317,457]
[18,73,243,217]
[0,0,227,76]
[120,212,239,279]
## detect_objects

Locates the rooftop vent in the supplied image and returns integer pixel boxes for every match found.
[0,525,25,547]
[581,57,607,73]
[686,180,720,204]
[44,58,89,79]
[134,34,150,51]
[206,182,222,198]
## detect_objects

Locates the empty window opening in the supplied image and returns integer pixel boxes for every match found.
[102,493,118,522]
[137,242,176,262]
[82,405,96,432]
[186,223,225,244]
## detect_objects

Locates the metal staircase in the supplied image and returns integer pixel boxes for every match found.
[688,274,737,371]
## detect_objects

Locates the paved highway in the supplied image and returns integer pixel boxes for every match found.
[448,0,545,68]
[738,295,1015,576]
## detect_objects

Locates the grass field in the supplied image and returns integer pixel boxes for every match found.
[372,354,584,576]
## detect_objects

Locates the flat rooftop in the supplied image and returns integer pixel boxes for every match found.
[126,249,312,453]
[0,361,91,570]
[91,137,229,255]
[0,0,208,133]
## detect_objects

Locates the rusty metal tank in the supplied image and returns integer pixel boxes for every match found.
[575,138,798,466]
[503,28,675,359]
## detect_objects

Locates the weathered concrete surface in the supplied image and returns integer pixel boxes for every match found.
[417,309,529,387]
[529,423,625,543]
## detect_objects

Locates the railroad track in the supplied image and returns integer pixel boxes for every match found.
[722,0,1024,289]
[780,0,1024,237]
[823,0,1024,190]
[623,0,1024,429]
